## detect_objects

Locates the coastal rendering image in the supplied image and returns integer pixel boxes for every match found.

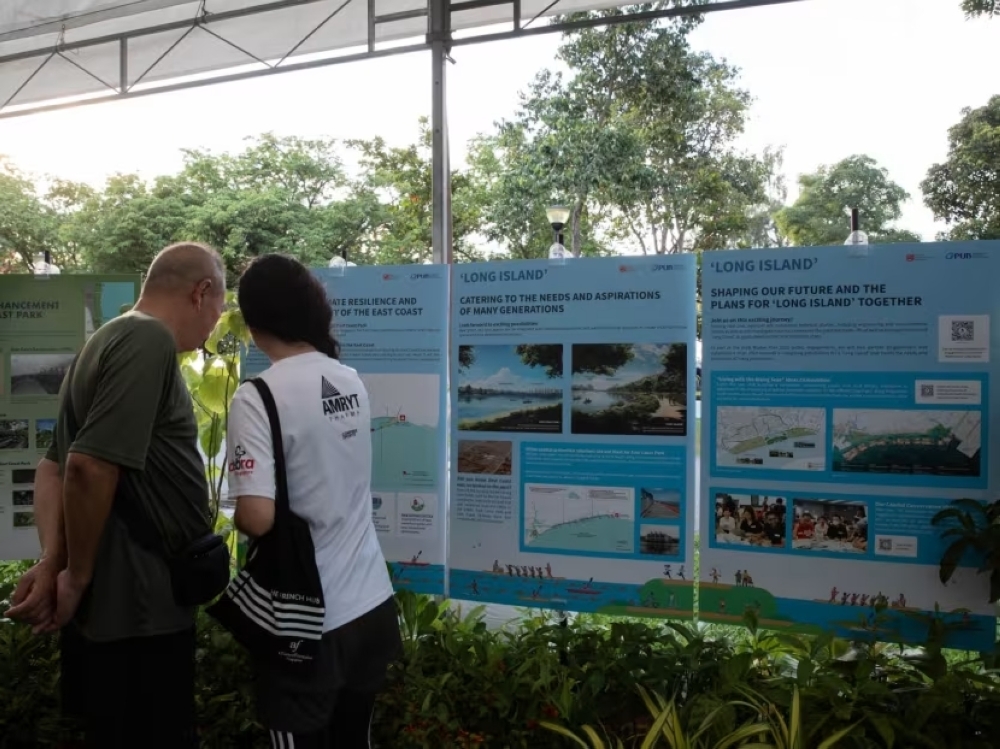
[523,482,635,555]
[570,343,687,436]
[715,406,826,471]
[457,344,563,432]
[832,408,982,477]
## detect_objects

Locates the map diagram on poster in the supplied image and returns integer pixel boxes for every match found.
[360,373,440,493]
[715,406,826,471]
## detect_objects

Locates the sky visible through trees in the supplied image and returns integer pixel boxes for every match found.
[0,2,997,275]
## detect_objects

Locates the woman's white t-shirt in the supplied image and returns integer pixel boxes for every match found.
[226,351,394,633]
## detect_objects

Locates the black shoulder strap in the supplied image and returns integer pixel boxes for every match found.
[62,352,169,559]
[246,378,290,515]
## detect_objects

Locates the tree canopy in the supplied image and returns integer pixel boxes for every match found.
[3,11,998,273]
[775,155,919,247]
[922,96,1000,241]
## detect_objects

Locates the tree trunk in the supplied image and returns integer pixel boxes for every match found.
[570,200,584,257]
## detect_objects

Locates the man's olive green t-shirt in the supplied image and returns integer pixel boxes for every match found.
[47,312,211,642]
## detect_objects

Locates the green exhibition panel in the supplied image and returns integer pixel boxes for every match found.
[0,274,140,561]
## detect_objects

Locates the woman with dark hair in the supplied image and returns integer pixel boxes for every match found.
[225,254,401,749]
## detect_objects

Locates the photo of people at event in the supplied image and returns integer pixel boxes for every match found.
[791,498,868,554]
[713,492,787,549]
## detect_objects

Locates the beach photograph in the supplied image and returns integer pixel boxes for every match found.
[570,343,687,436]
[10,352,74,396]
[456,344,563,432]
[35,418,56,449]
[457,440,513,475]
[0,419,30,450]
[639,488,682,519]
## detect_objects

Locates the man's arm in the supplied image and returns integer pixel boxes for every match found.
[62,454,120,586]
[33,457,66,569]
[61,327,174,589]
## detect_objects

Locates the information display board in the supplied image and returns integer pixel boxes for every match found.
[448,256,697,614]
[244,265,449,595]
[699,242,1000,649]
[0,274,139,561]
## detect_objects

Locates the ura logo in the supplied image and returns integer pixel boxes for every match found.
[228,445,255,473]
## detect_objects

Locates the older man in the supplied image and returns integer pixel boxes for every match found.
[5,242,227,748]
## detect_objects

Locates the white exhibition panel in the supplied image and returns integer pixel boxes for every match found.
[0,0,620,108]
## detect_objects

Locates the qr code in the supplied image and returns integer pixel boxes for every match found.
[878,538,893,551]
[951,320,975,342]
[920,384,935,397]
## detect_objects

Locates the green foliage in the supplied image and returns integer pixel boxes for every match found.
[0,157,70,274]
[1,586,999,747]
[921,95,1000,241]
[775,155,919,247]
[177,293,252,528]
[931,498,1000,603]
[961,0,998,17]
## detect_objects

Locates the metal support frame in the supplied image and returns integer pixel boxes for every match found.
[429,0,453,265]
[0,0,812,119]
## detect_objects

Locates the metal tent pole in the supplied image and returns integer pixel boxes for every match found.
[429,0,453,265]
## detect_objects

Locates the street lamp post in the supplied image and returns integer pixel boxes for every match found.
[546,205,571,262]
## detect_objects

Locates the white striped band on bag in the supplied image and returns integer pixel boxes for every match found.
[226,570,325,640]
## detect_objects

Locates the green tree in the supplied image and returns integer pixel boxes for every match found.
[66,173,191,275]
[469,9,778,258]
[565,17,775,255]
[0,157,69,273]
[514,343,634,378]
[347,118,486,264]
[659,344,687,403]
[922,96,1000,241]
[515,344,567,378]
[458,345,476,371]
[775,155,920,246]
[961,0,997,17]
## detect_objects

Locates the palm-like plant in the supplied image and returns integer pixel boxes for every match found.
[931,498,1000,603]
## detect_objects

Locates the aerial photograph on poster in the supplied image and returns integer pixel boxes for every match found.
[570,343,687,436]
[456,344,563,432]
[832,409,981,477]
[715,406,826,471]
[457,440,513,475]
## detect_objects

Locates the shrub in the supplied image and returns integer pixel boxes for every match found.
[2,579,1000,748]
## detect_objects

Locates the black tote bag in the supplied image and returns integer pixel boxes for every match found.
[207,377,326,674]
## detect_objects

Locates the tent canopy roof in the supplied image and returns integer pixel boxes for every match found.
[0,0,604,111]
[0,0,801,116]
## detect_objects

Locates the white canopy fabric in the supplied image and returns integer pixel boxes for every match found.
[0,0,619,109]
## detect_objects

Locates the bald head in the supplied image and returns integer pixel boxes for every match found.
[135,242,228,352]
[143,242,225,296]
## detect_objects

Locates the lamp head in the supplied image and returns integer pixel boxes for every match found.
[546,205,571,232]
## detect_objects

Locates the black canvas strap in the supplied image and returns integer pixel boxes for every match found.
[246,378,290,516]
[62,352,170,559]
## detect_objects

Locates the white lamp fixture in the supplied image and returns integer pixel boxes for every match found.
[32,252,60,275]
[545,205,571,231]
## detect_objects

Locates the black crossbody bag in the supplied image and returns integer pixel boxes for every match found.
[207,377,326,674]
[63,356,231,608]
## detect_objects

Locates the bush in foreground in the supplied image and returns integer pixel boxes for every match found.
[1,577,999,748]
